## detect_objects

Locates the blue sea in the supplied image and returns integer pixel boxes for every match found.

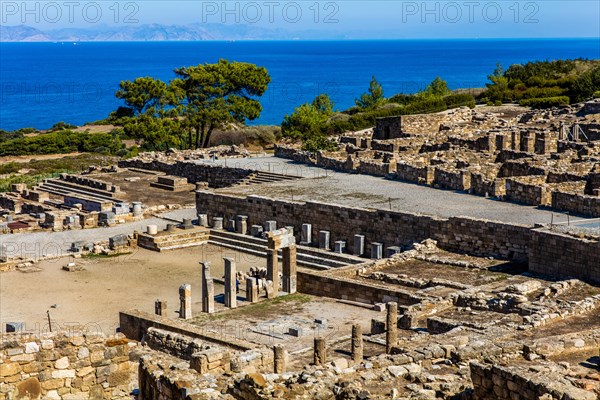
[0,39,599,131]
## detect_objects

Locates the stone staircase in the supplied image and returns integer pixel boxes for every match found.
[138,227,210,251]
[208,229,365,270]
[35,179,124,202]
[234,171,302,186]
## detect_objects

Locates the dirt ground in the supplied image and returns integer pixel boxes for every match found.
[0,152,83,164]
[93,169,197,207]
[0,244,264,335]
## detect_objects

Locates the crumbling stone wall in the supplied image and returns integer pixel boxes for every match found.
[297,269,424,305]
[373,116,403,140]
[0,333,137,400]
[469,362,595,400]
[117,159,254,188]
[119,310,255,351]
[505,177,551,206]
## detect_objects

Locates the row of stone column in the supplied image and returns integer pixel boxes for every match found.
[156,300,398,371]
[156,253,299,319]
[197,213,402,259]
[309,225,401,259]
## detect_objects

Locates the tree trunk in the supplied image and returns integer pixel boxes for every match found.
[187,127,193,150]
[202,124,214,148]
[194,125,201,150]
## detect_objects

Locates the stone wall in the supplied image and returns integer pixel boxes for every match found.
[505,177,551,206]
[552,191,600,217]
[469,361,595,400]
[529,228,600,283]
[138,355,195,400]
[373,116,403,139]
[297,269,423,305]
[196,191,531,262]
[117,159,253,188]
[197,191,600,282]
[433,167,471,191]
[119,310,255,351]
[0,333,137,400]
[273,145,314,164]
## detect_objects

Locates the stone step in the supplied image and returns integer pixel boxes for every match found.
[35,185,116,206]
[255,171,301,180]
[37,181,119,203]
[207,239,331,270]
[140,235,209,251]
[150,232,210,244]
[208,229,357,268]
[43,179,121,199]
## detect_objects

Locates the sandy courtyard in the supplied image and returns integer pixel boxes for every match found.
[0,244,265,335]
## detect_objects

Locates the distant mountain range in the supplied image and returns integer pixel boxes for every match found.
[0,23,341,42]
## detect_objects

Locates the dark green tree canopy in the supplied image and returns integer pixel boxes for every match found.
[113,60,270,149]
[355,75,385,110]
[115,77,168,116]
[172,59,271,148]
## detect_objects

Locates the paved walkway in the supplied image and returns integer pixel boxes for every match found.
[201,156,591,227]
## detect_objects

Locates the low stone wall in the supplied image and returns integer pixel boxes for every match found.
[0,333,137,400]
[138,354,196,400]
[119,310,255,351]
[117,159,253,188]
[273,144,314,164]
[297,269,423,305]
[469,361,595,400]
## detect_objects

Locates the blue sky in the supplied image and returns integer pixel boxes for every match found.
[2,1,599,38]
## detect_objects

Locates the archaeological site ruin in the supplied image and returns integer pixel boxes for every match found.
[2,101,600,400]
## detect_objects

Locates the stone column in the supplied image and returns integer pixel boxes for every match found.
[282,245,297,294]
[386,302,398,353]
[236,215,248,234]
[246,278,259,303]
[353,234,365,256]
[314,337,327,366]
[386,246,402,257]
[333,240,346,253]
[273,345,287,373]
[154,299,166,316]
[201,262,215,313]
[179,284,192,320]
[197,213,208,227]
[132,202,143,217]
[265,220,277,232]
[300,223,312,245]
[224,257,237,308]
[319,231,330,250]
[351,324,363,363]
[266,249,279,295]
[371,242,383,259]
[212,217,223,230]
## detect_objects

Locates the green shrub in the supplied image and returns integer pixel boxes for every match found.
[519,96,570,108]
[0,131,122,156]
[301,135,338,152]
